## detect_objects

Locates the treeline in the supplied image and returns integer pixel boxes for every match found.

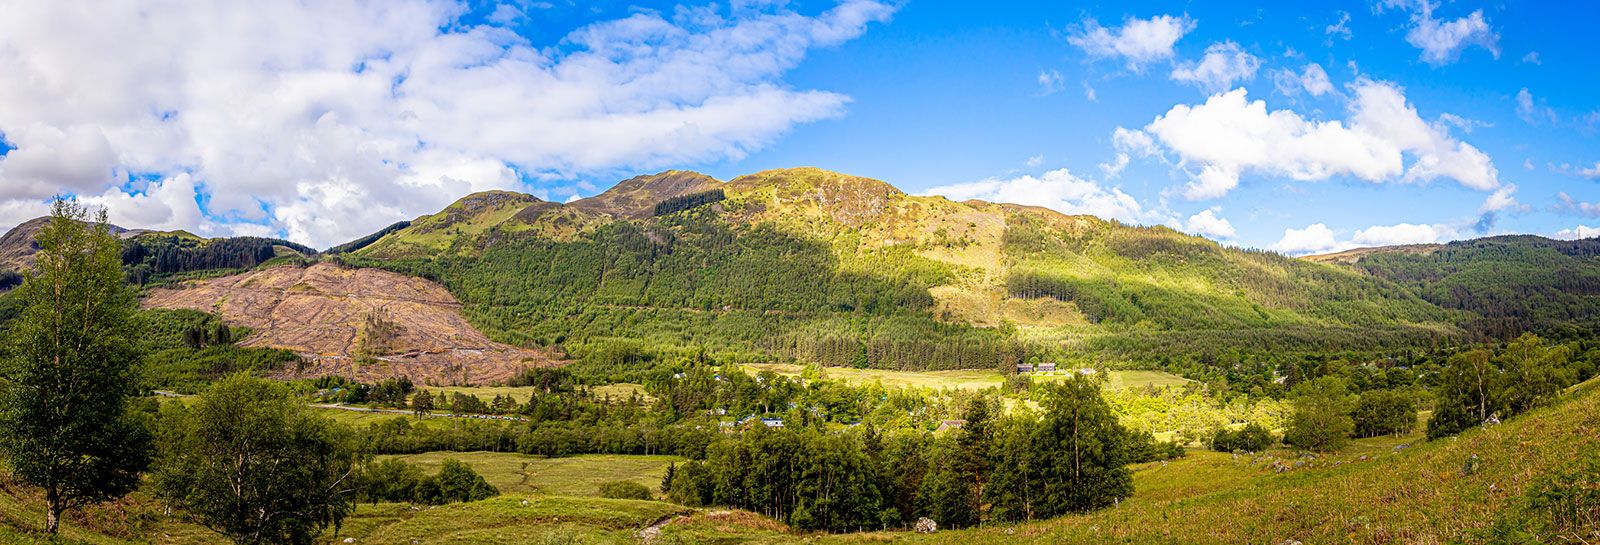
[122,234,314,285]
[326,220,411,254]
[1427,333,1597,438]
[664,378,1167,532]
[1352,236,1600,338]
[654,189,725,216]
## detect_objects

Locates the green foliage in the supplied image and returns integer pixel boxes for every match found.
[1210,423,1275,452]
[423,459,500,504]
[0,199,153,534]
[653,189,725,216]
[1348,236,1600,338]
[1351,389,1417,437]
[353,457,498,505]
[1429,334,1585,439]
[138,308,298,393]
[598,480,654,500]
[1283,376,1354,452]
[152,373,360,545]
[326,220,410,254]
[1487,447,1600,544]
[122,232,314,285]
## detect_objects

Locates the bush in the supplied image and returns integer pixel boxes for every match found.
[598,480,654,500]
[1210,423,1274,452]
[356,458,497,505]
[1487,449,1600,543]
[1127,429,1186,462]
[1351,389,1417,438]
[1283,377,1354,452]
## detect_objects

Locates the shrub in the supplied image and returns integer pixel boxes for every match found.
[1210,423,1275,452]
[1284,377,1354,452]
[599,480,654,500]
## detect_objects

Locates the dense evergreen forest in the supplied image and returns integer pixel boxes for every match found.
[121,233,314,285]
[1340,236,1600,338]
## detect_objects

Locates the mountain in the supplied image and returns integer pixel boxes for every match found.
[338,167,1459,373]
[1309,235,1600,338]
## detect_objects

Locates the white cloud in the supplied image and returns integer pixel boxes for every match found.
[1037,69,1064,95]
[1479,185,1519,214]
[1026,154,1044,167]
[1100,127,1157,179]
[0,0,896,247]
[1521,51,1541,65]
[1352,222,1453,246]
[1272,63,1333,97]
[1557,192,1600,217]
[1271,223,1346,255]
[1385,0,1499,65]
[1581,162,1600,179]
[1184,208,1235,238]
[922,168,1157,225]
[1438,113,1491,133]
[1325,11,1352,41]
[1516,88,1559,125]
[1068,14,1195,70]
[1082,81,1098,102]
[1140,81,1500,200]
[1554,225,1600,240]
[1170,41,1261,93]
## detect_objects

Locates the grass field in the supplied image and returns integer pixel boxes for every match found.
[381,452,682,498]
[741,363,1190,391]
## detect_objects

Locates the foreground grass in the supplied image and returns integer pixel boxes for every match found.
[382,452,681,497]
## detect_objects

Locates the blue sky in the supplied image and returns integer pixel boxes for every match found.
[0,0,1596,252]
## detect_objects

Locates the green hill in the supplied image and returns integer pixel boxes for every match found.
[341,167,1460,373]
[1310,236,1600,339]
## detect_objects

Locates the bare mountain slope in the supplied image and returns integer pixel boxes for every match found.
[142,262,559,384]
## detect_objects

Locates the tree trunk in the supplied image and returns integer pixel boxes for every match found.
[45,497,61,534]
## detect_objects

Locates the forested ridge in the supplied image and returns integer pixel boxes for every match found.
[337,168,1491,375]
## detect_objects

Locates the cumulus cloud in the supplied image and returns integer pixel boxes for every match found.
[1271,223,1345,255]
[1138,81,1500,200]
[1183,208,1235,238]
[0,0,896,247]
[1479,185,1520,214]
[1170,41,1261,93]
[1352,222,1454,246]
[1554,225,1600,240]
[1100,127,1158,179]
[1068,14,1195,70]
[1272,63,1334,97]
[1384,0,1499,65]
[1026,155,1044,167]
[922,168,1157,225]
[1582,162,1600,179]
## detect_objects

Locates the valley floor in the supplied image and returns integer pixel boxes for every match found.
[3,380,1594,545]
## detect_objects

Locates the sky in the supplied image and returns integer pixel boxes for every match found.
[0,1,1596,254]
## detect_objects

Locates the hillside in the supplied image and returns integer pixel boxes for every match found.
[339,167,1460,373]
[142,262,559,384]
[1311,236,1600,338]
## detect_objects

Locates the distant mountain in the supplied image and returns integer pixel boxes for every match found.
[1309,235,1600,338]
[337,167,1459,371]
[0,216,314,287]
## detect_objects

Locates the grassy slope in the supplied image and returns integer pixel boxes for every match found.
[826,379,1600,545]
[347,168,1463,367]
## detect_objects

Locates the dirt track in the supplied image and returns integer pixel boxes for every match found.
[143,262,559,385]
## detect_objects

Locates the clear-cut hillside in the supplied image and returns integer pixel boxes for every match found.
[142,262,558,384]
